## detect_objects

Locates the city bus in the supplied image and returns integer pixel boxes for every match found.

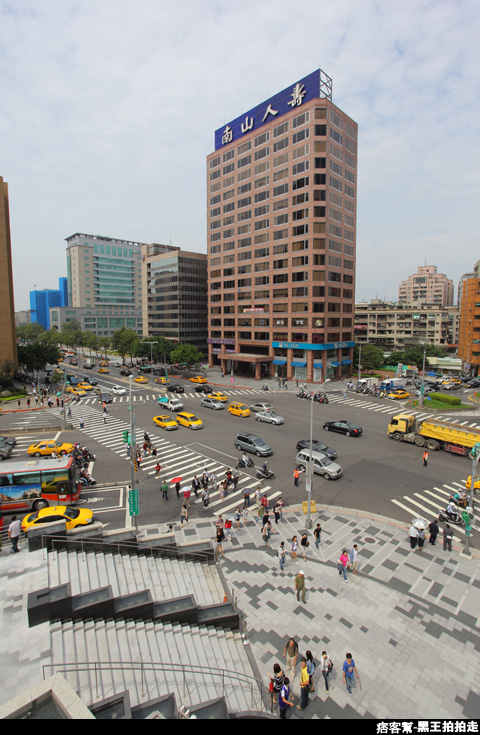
[0,457,81,514]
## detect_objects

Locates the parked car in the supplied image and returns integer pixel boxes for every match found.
[296,439,337,460]
[323,420,362,437]
[295,450,343,480]
[201,397,224,410]
[234,432,273,456]
[255,411,284,425]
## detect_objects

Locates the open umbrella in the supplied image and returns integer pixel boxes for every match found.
[411,517,427,530]
[170,476,182,484]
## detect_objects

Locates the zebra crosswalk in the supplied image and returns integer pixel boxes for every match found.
[57,405,280,519]
[391,479,477,542]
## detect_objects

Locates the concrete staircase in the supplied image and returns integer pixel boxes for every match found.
[48,550,225,606]
[50,616,259,713]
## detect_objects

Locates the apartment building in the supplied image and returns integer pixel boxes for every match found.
[398,265,454,307]
[355,300,459,352]
[206,69,356,382]
[141,243,208,355]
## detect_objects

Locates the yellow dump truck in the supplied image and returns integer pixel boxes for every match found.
[388,414,480,458]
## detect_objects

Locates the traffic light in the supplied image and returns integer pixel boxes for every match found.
[122,430,130,445]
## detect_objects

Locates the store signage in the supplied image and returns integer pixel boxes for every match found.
[215,69,321,150]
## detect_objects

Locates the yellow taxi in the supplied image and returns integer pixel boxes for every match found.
[210,392,228,403]
[176,412,204,430]
[21,506,94,532]
[27,440,75,457]
[189,375,207,384]
[66,386,87,396]
[387,390,410,400]
[465,475,480,491]
[78,382,93,391]
[134,376,148,384]
[153,414,178,431]
[228,402,251,418]
[98,367,110,374]
[155,377,169,384]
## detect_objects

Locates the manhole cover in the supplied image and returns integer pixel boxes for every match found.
[364,537,376,544]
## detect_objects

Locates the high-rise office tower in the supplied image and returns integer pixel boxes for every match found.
[206,69,356,382]
[0,175,17,365]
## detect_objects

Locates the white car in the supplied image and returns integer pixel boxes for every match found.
[112,385,127,396]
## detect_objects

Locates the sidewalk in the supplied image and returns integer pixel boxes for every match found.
[171,504,480,719]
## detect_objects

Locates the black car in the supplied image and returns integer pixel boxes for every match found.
[170,384,185,393]
[99,393,112,404]
[323,420,362,437]
[194,385,213,394]
[120,369,133,376]
[296,439,337,460]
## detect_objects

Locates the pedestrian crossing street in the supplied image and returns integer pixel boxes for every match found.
[53,405,281,519]
[390,479,477,542]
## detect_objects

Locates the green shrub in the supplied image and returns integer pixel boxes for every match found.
[429,392,461,405]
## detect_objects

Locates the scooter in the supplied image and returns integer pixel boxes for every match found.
[256,466,275,480]
[438,508,465,526]
[237,457,254,468]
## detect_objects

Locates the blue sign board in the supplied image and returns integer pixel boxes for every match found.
[215,69,321,150]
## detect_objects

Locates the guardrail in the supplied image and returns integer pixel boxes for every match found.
[42,660,268,713]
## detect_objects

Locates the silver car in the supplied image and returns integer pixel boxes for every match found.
[255,410,284,425]
[201,397,224,410]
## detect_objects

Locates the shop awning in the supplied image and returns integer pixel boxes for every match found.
[272,359,287,365]
[290,361,307,367]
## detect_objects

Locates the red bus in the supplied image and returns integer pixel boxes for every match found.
[0,457,81,513]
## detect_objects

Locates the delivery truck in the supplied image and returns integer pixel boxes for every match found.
[388,413,480,457]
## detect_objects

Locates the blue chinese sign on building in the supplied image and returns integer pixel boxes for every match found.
[215,69,323,151]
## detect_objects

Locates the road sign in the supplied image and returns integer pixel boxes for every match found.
[128,488,139,516]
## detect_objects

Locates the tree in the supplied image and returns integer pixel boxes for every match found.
[353,344,384,372]
[170,344,204,374]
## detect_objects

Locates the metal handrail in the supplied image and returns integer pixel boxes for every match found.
[42,660,268,713]
[42,534,214,564]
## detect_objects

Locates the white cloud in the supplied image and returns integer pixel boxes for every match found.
[1,0,480,310]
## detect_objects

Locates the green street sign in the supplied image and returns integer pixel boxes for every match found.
[128,488,139,516]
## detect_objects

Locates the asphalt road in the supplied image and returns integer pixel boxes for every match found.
[2,365,478,542]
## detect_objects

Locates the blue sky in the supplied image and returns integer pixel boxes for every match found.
[1,0,479,310]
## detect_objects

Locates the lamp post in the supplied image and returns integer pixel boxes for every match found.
[305,378,330,529]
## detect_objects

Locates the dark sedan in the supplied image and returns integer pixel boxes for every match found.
[194,385,213,394]
[296,439,337,460]
[323,420,362,437]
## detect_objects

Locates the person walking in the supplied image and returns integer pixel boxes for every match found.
[278,677,294,719]
[423,450,429,467]
[320,651,333,695]
[291,535,299,563]
[161,480,169,501]
[417,527,425,551]
[8,516,21,554]
[278,541,286,571]
[408,523,418,549]
[297,658,310,711]
[314,523,322,549]
[294,569,306,602]
[342,653,359,695]
[349,544,359,574]
[300,533,309,562]
[267,662,285,713]
[282,637,298,680]
[429,518,439,546]
[338,549,349,582]
[443,523,454,551]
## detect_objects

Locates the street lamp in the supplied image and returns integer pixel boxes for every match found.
[305,378,330,529]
